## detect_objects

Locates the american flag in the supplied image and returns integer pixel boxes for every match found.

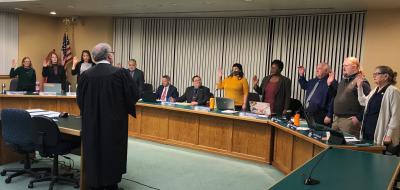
[61,32,72,66]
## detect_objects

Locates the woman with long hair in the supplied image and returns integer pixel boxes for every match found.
[9,57,36,92]
[216,63,249,111]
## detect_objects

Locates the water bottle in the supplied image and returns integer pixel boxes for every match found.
[68,84,71,92]
[1,83,5,94]
[35,81,40,93]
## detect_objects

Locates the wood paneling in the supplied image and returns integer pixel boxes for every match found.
[128,106,142,135]
[168,111,199,145]
[57,99,80,115]
[313,145,325,156]
[292,137,314,170]
[273,128,294,174]
[232,120,271,161]
[30,99,58,111]
[140,107,169,139]
[198,116,233,151]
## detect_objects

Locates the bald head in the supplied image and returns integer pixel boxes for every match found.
[92,43,113,63]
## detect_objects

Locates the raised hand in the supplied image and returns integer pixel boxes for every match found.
[11,59,17,68]
[355,73,364,88]
[42,59,49,67]
[72,56,79,69]
[252,75,259,86]
[217,67,222,79]
[327,71,335,86]
[298,66,305,76]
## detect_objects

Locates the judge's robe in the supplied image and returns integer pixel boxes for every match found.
[77,63,139,187]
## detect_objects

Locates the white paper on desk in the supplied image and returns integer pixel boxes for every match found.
[26,109,45,113]
[296,127,310,130]
[175,102,191,106]
[29,111,60,117]
[44,113,61,118]
[221,110,238,114]
[344,136,360,143]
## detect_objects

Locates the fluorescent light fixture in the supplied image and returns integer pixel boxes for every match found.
[14,8,23,11]
[49,11,56,15]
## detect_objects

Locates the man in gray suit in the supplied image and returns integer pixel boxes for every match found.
[127,59,145,97]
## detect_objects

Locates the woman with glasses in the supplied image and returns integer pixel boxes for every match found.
[9,57,36,92]
[356,66,400,146]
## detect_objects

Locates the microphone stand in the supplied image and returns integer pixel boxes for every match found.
[304,147,332,185]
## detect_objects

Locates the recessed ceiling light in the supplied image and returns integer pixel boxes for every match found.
[49,11,56,15]
[244,0,253,2]
[14,8,23,11]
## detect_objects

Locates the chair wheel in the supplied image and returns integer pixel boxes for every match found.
[5,178,11,184]
[28,183,33,188]
[0,170,6,176]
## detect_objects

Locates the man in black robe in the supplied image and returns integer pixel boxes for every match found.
[77,43,139,190]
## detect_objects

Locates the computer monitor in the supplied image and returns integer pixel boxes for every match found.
[215,97,235,110]
[142,91,157,102]
[43,83,62,94]
[304,112,346,145]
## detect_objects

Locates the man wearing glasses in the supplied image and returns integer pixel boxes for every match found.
[77,43,139,190]
[327,57,371,136]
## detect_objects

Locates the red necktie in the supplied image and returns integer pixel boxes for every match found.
[161,87,167,101]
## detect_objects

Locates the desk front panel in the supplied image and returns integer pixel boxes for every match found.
[130,105,273,163]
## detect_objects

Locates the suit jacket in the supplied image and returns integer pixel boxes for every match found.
[176,86,211,105]
[156,85,179,100]
[127,69,145,96]
[254,74,291,116]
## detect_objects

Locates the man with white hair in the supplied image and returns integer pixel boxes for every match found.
[328,57,371,136]
[298,62,337,125]
[77,43,139,190]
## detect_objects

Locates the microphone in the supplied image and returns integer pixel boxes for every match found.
[303,146,332,185]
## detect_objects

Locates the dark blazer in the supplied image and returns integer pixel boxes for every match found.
[176,86,211,105]
[71,61,95,82]
[127,69,145,97]
[254,75,291,116]
[155,85,179,101]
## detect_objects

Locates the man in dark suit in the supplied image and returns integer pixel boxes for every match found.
[127,59,145,97]
[155,75,179,101]
[77,43,139,190]
[176,75,211,106]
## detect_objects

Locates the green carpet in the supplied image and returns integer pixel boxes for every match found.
[0,138,284,190]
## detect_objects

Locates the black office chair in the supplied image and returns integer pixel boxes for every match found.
[143,83,153,92]
[28,116,80,189]
[9,78,18,91]
[0,109,51,184]
[289,98,304,117]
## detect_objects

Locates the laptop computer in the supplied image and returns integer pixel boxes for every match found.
[215,97,235,110]
[249,101,271,115]
[142,91,157,102]
[43,83,62,94]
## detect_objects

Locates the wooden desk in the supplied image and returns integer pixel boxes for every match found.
[130,102,385,174]
[0,95,385,176]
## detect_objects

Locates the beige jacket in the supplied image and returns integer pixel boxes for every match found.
[357,85,400,146]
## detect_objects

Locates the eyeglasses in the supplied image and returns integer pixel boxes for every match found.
[373,72,385,77]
